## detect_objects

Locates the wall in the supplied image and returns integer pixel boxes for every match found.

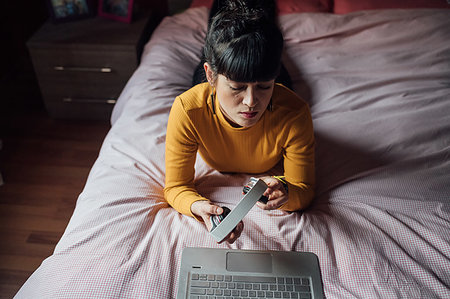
[0,0,49,116]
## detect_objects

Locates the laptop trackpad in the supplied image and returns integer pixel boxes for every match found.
[226,252,272,273]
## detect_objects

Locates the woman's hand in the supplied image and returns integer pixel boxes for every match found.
[257,176,289,210]
[191,200,244,244]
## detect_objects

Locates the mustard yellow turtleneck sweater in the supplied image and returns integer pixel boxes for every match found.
[164,83,315,217]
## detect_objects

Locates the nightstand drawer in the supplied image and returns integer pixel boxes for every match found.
[30,48,136,105]
[35,70,129,100]
[30,48,136,80]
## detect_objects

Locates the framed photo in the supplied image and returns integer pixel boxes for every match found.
[98,0,134,23]
[46,0,95,23]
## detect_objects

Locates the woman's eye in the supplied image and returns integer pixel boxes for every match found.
[258,85,272,90]
[230,85,245,91]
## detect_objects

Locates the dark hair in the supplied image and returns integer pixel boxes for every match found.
[203,1,283,83]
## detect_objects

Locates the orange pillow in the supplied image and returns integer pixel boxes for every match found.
[334,0,449,14]
[190,0,332,14]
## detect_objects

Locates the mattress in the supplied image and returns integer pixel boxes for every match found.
[16,7,450,299]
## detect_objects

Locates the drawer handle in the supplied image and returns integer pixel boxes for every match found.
[54,66,112,73]
[62,97,116,104]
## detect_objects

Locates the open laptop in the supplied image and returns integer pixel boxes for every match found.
[177,247,324,299]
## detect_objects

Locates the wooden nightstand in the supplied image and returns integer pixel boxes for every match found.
[27,16,150,120]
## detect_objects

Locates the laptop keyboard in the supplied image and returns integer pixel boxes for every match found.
[188,273,312,299]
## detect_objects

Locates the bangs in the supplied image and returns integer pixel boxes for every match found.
[215,32,281,82]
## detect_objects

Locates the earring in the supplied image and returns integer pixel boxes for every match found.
[267,98,273,112]
[210,88,216,114]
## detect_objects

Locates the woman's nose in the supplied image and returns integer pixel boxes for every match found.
[242,88,256,108]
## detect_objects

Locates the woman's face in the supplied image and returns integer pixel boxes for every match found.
[205,64,275,128]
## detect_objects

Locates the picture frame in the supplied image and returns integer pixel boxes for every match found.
[98,0,134,23]
[46,0,96,23]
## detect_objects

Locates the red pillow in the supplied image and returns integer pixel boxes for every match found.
[190,0,333,14]
[334,0,449,14]
[190,0,213,9]
[278,0,332,14]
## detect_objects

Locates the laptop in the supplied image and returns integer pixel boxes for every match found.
[177,247,324,299]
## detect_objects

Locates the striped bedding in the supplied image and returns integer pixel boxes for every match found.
[16,7,450,299]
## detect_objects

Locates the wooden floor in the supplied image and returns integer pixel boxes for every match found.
[0,109,110,298]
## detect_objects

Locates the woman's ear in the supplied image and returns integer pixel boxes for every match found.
[204,62,215,86]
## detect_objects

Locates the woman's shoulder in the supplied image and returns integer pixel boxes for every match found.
[269,85,313,138]
[176,83,212,111]
[272,84,310,113]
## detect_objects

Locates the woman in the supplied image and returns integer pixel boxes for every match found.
[164,1,315,243]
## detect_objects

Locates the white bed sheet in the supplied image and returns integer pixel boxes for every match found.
[16,7,450,299]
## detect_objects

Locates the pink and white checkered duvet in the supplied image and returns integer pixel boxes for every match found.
[16,7,450,299]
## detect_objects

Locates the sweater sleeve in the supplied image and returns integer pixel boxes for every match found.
[164,97,208,217]
[281,105,315,211]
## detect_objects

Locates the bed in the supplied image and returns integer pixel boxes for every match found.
[16,0,450,298]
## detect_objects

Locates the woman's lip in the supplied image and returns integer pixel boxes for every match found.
[240,112,258,118]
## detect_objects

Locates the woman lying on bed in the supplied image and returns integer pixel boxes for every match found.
[164,0,315,243]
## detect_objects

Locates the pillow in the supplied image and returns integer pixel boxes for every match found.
[277,0,332,14]
[190,0,213,9]
[334,0,449,14]
[190,0,333,14]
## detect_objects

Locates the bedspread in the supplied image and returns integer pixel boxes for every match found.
[16,7,450,299]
